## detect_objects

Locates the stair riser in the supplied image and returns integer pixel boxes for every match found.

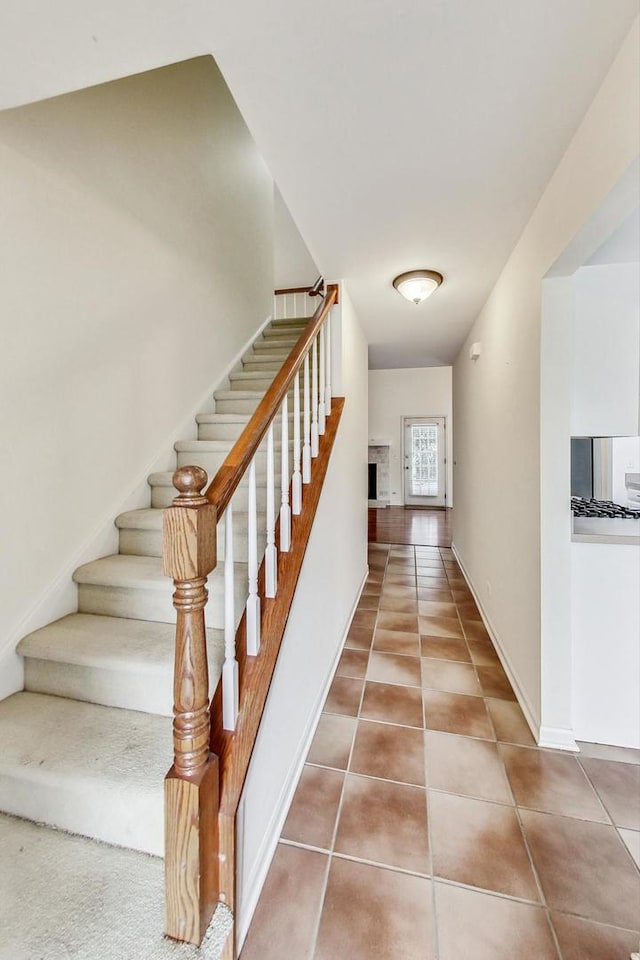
[119,523,266,561]
[150,479,269,510]
[262,328,306,340]
[241,360,283,372]
[230,375,276,392]
[252,339,297,352]
[24,659,175,717]
[78,571,248,630]
[0,769,163,856]
[214,389,298,415]
[197,417,294,441]
[270,317,310,327]
[215,397,262,414]
[176,444,295,475]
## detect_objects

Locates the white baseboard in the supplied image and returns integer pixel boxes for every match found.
[451,543,543,747]
[0,314,273,697]
[538,725,579,752]
[235,564,368,950]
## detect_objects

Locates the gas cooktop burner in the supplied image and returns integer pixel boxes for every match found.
[571,497,640,519]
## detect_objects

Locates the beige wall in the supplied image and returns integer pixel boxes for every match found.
[452,21,639,738]
[274,186,319,289]
[0,57,274,696]
[368,367,453,506]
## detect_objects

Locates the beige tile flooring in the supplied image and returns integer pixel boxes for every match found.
[241,542,640,960]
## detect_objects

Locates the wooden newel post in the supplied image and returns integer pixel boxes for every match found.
[163,465,219,946]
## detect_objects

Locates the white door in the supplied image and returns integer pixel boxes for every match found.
[403,417,446,507]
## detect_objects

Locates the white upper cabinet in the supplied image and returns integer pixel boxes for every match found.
[571,262,640,437]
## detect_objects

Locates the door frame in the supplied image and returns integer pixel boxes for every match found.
[402,415,447,508]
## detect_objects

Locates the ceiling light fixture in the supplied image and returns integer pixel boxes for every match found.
[393,269,443,305]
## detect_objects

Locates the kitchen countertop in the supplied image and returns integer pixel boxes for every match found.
[573,515,640,545]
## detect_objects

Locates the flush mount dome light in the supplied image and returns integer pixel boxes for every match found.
[393,269,443,305]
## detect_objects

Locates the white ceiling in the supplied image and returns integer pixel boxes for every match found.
[206,0,638,367]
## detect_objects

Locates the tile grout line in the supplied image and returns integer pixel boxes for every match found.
[306,543,387,958]
[306,545,385,959]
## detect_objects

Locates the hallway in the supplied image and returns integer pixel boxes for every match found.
[241,512,640,960]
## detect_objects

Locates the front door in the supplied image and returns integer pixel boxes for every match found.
[403,417,446,507]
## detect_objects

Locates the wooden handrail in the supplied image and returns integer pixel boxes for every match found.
[206,284,338,518]
[273,285,314,295]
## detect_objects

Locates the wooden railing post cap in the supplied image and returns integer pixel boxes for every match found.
[172,465,208,506]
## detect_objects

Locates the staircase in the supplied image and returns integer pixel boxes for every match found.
[0,314,308,957]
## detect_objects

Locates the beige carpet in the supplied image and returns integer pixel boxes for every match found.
[0,813,231,959]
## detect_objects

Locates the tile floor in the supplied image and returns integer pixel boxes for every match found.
[241,538,640,960]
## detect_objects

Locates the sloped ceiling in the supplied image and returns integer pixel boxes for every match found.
[205,0,638,367]
[0,1,637,367]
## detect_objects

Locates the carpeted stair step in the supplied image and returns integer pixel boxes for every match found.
[261,325,307,340]
[213,389,272,415]
[0,812,232,960]
[240,358,283,373]
[73,555,248,630]
[251,337,298,352]
[213,387,300,415]
[229,370,277,392]
[115,506,267,561]
[174,438,292,477]
[270,316,311,327]
[196,412,294,441]
[18,613,224,716]
[0,692,168,854]
[148,471,269,510]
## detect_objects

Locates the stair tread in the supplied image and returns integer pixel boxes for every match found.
[175,439,282,452]
[0,691,169,794]
[18,613,224,673]
[115,507,164,530]
[115,506,263,532]
[196,412,294,424]
[243,352,291,361]
[213,389,265,400]
[74,554,169,588]
[74,554,247,591]
[252,338,298,349]
[0,813,231,960]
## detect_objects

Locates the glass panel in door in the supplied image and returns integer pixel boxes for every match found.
[403,417,446,506]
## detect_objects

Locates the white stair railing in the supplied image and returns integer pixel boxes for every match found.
[246,457,260,656]
[302,351,311,484]
[198,285,337,734]
[311,334,319,458]
[280,395,292,551]
[292,370,302,514]
[222,501,239,730]
[325,309,332,416]
[319,324,326,435]
[265,423,278,598]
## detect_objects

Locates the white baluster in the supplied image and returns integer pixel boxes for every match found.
[280,395,291,551]
[292,370,302,513]
[302,352,311,484]
[246,458,260,656]
[325,308,332,416]
[265,423,278,597]
[311,334,319,458]
[222,503,239,731]
[318,323,326,435]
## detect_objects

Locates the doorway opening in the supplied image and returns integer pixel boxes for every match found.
[403,417,447,507]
